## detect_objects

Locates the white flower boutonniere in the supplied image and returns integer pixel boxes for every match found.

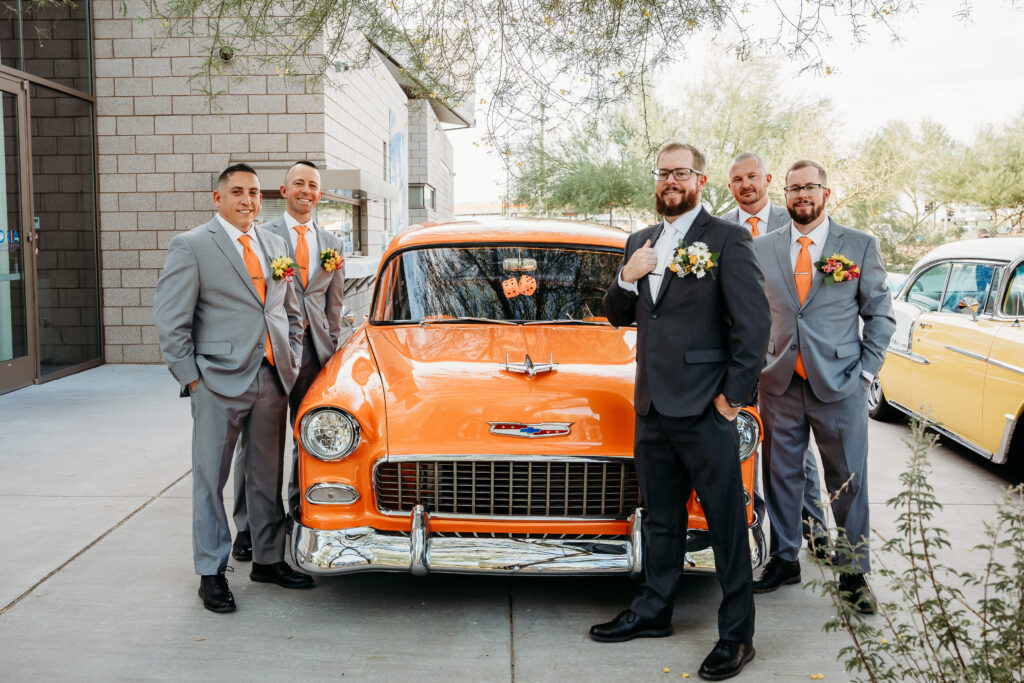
[669,240,720,279]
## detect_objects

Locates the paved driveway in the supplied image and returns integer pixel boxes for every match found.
[0,366,1014,681]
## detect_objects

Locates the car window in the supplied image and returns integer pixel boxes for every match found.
[373,245,623,323]
[905,263,950,312]
[940,263,997,314]
[1002,263,1024,318]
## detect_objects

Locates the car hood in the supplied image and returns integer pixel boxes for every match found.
[366,325,637,456]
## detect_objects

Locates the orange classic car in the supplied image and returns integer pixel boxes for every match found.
[290,219,765,576]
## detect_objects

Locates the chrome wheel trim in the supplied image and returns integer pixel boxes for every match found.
[867,377,883,412]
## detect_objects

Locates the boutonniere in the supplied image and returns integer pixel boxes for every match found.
[320,248,344,273]
[270,256,298,281]
[669,240,719,279]
[814,253,860,284]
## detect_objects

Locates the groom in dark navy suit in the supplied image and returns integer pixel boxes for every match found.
[594,141,771,681]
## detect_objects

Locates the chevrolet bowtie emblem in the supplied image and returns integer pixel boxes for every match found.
[500,353,557,377]
[487,422,573,438]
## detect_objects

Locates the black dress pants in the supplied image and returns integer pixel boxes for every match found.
[628,404,755,643]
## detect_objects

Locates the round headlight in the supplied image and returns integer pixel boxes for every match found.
[735,411,760,462]
[300,408,360,461]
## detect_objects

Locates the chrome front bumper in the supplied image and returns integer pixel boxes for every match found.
[293,505,645,576]
[291,506,766,576]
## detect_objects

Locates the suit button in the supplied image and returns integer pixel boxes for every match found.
[258,342,264,349]
[650,312,659,319]
[790,344,797,350]
[797,313,804,319]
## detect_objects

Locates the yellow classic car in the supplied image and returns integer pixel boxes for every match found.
[870,237,1024,468]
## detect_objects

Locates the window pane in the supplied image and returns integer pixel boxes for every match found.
[374,246,623,323]
[1003,264,1024,318]
[1,2,91,93]
[0,91,27,363]
[940,263,996,313]
[32,84,99,373]
[317,200,359,255]
[906,263,949,312]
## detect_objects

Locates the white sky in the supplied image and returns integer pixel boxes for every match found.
[448,0,1024,205]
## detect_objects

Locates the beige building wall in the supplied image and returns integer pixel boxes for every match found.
[408,100,455,225]
[92,2,453,364]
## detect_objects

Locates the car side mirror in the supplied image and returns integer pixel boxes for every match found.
[957,296,980,320]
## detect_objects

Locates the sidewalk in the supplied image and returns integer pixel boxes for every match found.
[0,365,1014,681]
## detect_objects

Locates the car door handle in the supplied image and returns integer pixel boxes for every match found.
[918,322,932,329]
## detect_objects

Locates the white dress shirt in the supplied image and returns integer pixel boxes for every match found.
[737,202,773,235]
[217,214,270,281]
[619,203,704,303]
[283,211,320,282]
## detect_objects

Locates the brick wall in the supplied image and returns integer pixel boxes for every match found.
[93,1,413,363]
[408,99,455,225]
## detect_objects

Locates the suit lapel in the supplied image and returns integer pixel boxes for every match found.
[209,220,263,304]
[640,222,666,304]
[767,204,791,232]
[652,208,709,309]
[772,228,801,309]
[802,222,845,308]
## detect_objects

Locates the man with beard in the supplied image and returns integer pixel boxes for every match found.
[595,141,770,681]
[752,160,894,613]
[721,153,828,560]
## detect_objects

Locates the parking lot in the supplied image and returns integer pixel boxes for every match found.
[0,365,1015,681]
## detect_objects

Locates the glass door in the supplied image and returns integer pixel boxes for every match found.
[0,79,36,394]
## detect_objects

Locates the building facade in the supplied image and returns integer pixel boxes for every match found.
[0,1,467,394]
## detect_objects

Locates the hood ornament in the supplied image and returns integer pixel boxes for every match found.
[488,421,573,438]
[501,353,557,378]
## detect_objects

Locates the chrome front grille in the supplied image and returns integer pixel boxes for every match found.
[374,457,642,519]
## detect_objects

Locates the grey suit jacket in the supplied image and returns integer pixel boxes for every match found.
[153,218,304,397]
[721,203,790,233]
[754,219,896,403]
[261,215,346,367]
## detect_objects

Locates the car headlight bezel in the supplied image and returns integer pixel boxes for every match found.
[300,408,361,461]
[735,410,760,463]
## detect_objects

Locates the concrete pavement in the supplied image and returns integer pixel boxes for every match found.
[0,365,1015,681]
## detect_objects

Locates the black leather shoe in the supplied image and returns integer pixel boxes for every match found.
[589,609,672,643]
[753,557,801,593]
[807,535,832,562]
[250,561,315,589]
[839,573,877,614]
[198,573,236,613]
[698,639,755,680]
[231,530,252,562]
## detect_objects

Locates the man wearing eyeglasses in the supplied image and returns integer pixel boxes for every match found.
[752,160,894,615]
[721,153,828,560]
[596,141,770,681]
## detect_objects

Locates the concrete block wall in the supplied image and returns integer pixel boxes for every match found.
[93,2,403,363]
[408,99,455,225]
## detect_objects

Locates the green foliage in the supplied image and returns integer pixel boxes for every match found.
[810,419,1024,682]
[957,113,1024,233]
[832,120,962,270]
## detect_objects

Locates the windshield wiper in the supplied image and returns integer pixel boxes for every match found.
[523,319,610,326]
[418,316,518,326]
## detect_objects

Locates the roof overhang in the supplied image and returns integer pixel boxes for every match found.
[370,41,475,128]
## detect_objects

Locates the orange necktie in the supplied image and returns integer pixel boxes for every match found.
[747,216,760,237]
[238,234,274,366]
[794,236,812,379]
[294,224,309,288]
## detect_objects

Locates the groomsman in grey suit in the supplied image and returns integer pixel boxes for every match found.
[231,161,346,562]
[721,153,828,556]
[154,163,314,614]
[752,160,895,613]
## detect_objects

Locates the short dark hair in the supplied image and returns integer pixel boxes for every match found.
[786,160,828,187]
[217,162,259,188]
[655,141,706,173]
[730,153,767,175]
[284,160,319,184]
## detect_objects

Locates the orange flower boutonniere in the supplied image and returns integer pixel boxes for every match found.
[320,248,344,273]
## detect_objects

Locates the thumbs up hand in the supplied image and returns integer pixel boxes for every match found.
[622,239,658,284]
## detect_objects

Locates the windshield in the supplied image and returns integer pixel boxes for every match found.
[371,245,623,323]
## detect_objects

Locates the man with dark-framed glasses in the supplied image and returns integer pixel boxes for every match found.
[595,140,770,681]
[752,160,894,614]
